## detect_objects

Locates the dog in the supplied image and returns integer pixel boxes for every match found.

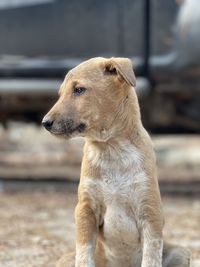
[42,57,190,267]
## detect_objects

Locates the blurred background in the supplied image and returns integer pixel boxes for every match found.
[0,0,199,267]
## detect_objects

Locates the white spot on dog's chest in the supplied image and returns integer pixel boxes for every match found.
[85,140,147,202]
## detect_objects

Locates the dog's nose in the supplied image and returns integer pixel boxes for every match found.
[42,116,54,130]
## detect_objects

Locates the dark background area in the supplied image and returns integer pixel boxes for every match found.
[0,0,200,133]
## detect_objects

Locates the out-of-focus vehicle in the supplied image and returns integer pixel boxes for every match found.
[0,0,199,133]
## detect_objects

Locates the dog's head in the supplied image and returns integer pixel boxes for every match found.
[42,57,137,141]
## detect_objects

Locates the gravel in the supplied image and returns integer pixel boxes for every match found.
[0,186,199,267]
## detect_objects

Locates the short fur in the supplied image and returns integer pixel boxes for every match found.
[42,57,191,267]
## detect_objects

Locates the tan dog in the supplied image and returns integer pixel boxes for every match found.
[42,57,190,267]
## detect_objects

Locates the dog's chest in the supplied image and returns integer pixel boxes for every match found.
[84,140,146,203]
[99,167,136,203]
[83,141,147,249]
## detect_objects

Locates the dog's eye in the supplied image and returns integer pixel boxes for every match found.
[73,87,87,96]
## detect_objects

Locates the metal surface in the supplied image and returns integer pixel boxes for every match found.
[150,0,200,80]
[0,79,61,95]
[0,0,144,58]
[0,77,150,96]
[0,0,200,132]
[1,0,200,76]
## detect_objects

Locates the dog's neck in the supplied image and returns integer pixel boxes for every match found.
[83,89,148,180]
[87,89,143,144]
[85,136,143,171]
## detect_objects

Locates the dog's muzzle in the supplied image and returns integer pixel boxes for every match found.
[64,119,86,134]
[42,116,86,135]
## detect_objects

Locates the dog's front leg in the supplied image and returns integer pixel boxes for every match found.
[75,201,97,267]
[141,222,163,267]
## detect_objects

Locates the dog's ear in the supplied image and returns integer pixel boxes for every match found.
[104,57,136,87]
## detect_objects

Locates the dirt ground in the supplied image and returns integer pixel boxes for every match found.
[0,184,199,267]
